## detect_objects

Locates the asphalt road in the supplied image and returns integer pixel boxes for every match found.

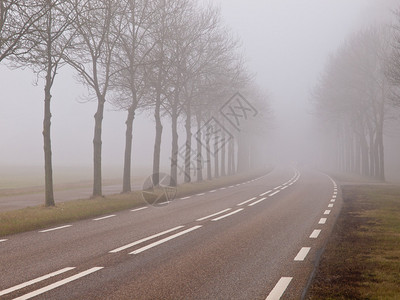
[0,166,341,299]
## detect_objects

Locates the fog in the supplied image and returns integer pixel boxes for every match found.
[1,0,400,189]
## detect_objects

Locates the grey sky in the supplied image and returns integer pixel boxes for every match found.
[0,0,397,173]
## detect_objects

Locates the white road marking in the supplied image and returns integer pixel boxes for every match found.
[196,193,205,196]
[324,210,331,215]
[0,239,7,242]
[269,190,280,197]
[0,267,75,297]
[212,209,244,221]
[93,215,116,221]
[266,277,293,300]
[238,197,257,206]
[332,195,337,198]
[228,185,235,188]
[328,204,334,208]
[131,207,148,212]
[13,267,103,300]
[109,226,184,253]
[333,191,337,195]
[130,226,202,254]
[280,186,288,190]
[331,199,336,202]
[209,190,217,193]
[39,225,72,233]
[260,190,272,196]
[319,218,327,224]
[294,247,311,261]
[196,208,232,221]
[310,229,321,238]
[248,197,267,207]
[219,187,226,190]
[273,186,282,190]
[180,196,191,200]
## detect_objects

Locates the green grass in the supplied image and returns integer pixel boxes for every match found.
[307,185,400,299]
[0,169,271,237]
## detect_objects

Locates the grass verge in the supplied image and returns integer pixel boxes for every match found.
[0,168,271,237]
[307,184,400,299]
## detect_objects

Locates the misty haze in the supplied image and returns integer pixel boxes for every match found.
[1,0,400,299]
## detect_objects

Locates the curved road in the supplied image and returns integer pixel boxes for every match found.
[0,166,341,299]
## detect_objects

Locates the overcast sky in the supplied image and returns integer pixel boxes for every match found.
[0,0,398,178]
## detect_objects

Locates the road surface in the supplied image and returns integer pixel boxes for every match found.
[0,166,341,299]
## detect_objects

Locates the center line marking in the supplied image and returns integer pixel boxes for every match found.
[238,197,257,206]
[310,229,321,238]
[212,209,243,221]
[0,239,7,243]
[260,190,272,196]
[109,226,184,253]
[131,207,148,212]
[319,218,327,224]
[331,199,336,202]
[248,197,267,206]
[269,190,280,197]
[273,186,282,190]
[332,195,337,198]
[39,225,72,233]
[0,267,75,297]
[196,208,232,221]
[294,247,311,261]
[328,204,334,208]
[13,267,103,300]
[209,190,217,193]
[196,193,205,196]
[266,277,293,300]
[130,226,202,254]
[324,210,331,215]
[93,215,116,221]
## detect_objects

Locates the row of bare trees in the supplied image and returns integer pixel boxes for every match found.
[313,19,400,180]
[1,0,271,206]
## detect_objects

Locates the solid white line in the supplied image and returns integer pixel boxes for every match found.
[0,239,7,242]
[237,197,257,206]
[319,218,327,224]
[269,190,280,197]
[130,226,202,254]
[13,267,103,300]
[324,210,331,215]
[131,207,148,212]
[39,225,72,233]
[180,196,191,200]
[0,267,75,297]
[109,226,184,253]
[260,190,272,196]
[328,204,334,208]
[196,208,232,221]
[294,247,311,261]
[93,215,116,221]
[212,208,244,221]
[266,277,293,300]
[248,197,267,207]
[310,229,321,238]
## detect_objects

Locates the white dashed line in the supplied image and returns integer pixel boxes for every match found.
[211,209,244,221]
[294,247,311,261]
[238,197,257,206]
[280,186,288,190]
[196,193,205,196]
[324,210,331,215]
[266,277,293,300]
[0,267,75,297]
[318,218,327,224]
[310,229,321,238]
[328,204,334,208]
[219,187,226,190]
[332,195,337,198]
[331,199,336,202]
[131,207,148,212]
[209,190,217,193]
[39,225,72,233]
[248,197,267,207]
[180,196,191,200]
[269,190,280,197]
[273,186,282,190]
[0,239,7,243]
[93,215,116,221]
[109,226,184,253]
[196,208,232,221]
[130,226,202,254]
[13,267,103,300]
[260,190,272,196]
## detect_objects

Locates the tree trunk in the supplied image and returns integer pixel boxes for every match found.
[122,105,136,193]
[184,106,191,183]
[206,128,212,180]
[92,96,105,197]
[220,131,226,176]
[170,108,178,186]
[196,114,203,182]
[43,65,55,207]
[214,135,219,178]
[152,89,163,186]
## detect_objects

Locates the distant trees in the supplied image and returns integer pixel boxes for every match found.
[0,0,272,206]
